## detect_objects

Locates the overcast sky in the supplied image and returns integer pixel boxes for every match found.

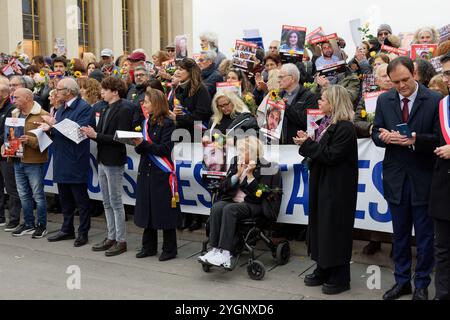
[192,0,449,57]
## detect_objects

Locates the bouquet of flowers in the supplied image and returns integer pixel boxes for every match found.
[242,93,258,115]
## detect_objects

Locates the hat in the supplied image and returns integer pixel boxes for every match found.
[377,24,393,35]
[101,48,114,57]
[89,69,104,83]
[128,51,146,62]
[166,43,176,49]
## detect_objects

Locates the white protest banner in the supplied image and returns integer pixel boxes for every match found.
[43,140,393,233]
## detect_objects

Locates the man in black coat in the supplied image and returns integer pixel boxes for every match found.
[429,53,450,300]
[372,57,441,300]
[81,77,133,257]
[278,63,317,145]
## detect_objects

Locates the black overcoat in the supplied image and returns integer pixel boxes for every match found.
[134,118,180,230]
[299,120,359,268]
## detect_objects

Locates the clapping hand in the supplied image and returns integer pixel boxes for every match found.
[293,130,309,146]
[41,115,57,126]
[80,126,97,139]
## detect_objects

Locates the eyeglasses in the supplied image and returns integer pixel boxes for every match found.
[167,49,175,52]
[443,71,450,79]
[198,58,206,63]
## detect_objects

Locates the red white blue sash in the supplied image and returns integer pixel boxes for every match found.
[439,96,450,145]
[143,118,179,208]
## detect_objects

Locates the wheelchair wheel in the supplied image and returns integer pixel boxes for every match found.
[247,260,266,281]
[276,241,291,266]
[202,263,212,273]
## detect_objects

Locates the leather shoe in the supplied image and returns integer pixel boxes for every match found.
[383,283,412,300]
[188,221,202,232]
[322,283,351,295]
[362,241,381,255]
[74,235,89,247]
[92,238,116,252]
[159,252,177,262]
[304,272,328,287]
[48,232,76,242]
[105,242,127,257]
[412,288,428,300]
[136,250,157,259]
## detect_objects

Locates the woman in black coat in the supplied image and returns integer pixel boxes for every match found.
[294,85,358,295]
[133,88,180,262]
[168,58,213,232]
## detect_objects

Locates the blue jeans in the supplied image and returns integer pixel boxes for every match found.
[14,162,47,228]
[98,164,126,242]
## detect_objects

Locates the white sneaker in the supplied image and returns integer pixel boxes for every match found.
[206,251,232,269]
[198,249,218,263]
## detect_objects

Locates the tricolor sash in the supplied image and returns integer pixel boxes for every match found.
[143,118,179,208]
[439,96,450,145]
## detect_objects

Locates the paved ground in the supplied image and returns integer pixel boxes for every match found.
[0,213,434,300]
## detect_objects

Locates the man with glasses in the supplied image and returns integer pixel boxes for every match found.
[166,44,176,60]
[429,53,450,300]
[198,51,223,98]
[43,78,93,248]
[277,63,316,145]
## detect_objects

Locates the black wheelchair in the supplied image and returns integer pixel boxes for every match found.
[198,178,290,281]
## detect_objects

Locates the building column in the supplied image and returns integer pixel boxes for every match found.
[167,0,193,55]
[96,0,123,58]
[45,0,79,58]
[0,0,24,55]
[135,0,160,56]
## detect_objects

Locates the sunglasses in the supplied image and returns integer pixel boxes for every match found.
[167,49,175,52]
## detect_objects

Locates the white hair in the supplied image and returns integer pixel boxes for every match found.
[201,50,217,63]
[200,32,219,49]
[281,63,300,83]
[60,78,80,97]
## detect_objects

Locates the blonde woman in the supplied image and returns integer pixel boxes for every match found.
[294,85,358,295]
[198,135,282,268]
[412,27,440,45]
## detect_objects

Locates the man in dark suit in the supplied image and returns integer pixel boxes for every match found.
[81,77,133,257]
[372,57,441,300]
[429,53,450,300]
[42,78,93,247]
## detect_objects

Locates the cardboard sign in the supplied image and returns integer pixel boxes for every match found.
[306,109,325,138]
[364,91,387,114]
[410,44,437,60]
[310,33,338,45]
[381,45,409,56]
[306,27,325,42]
[216,81,242,97]
[232,40,257,73]
[279,25,307,56]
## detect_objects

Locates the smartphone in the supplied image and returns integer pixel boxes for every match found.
[396,123,413,138]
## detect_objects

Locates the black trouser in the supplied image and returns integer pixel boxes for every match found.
[209,201,261,252]
[0,160,21,225]
[142,228,177,255]
[314,263,351,286]
[434,218,450,300]
[58,183,91,236]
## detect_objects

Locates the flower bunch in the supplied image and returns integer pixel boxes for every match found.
[255,183,282,198]
[242,93,258,115]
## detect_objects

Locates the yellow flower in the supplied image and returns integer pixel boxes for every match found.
[255,190,263,198]
[174,98,180,106]
[135,126,142,132]
[244,94,253,104]
[114,69,119,75]
[361,109,367,119]
[39,71,46,77]
[71,59,75,65]
[289,49,295,56]
[370,51,376,58]
[74,71,82,78]
[429,47,435,53]
[213,133,220,140]
[269,90,279,100]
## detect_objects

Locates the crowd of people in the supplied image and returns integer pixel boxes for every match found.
[0,23,449,300]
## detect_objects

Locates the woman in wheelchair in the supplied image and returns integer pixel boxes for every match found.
[198,135,281,268]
